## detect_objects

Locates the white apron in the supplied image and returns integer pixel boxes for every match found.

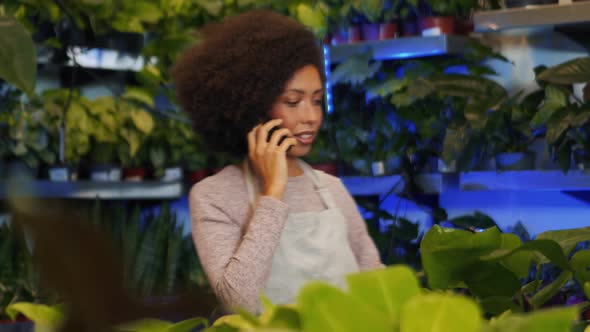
[243,159,360,309]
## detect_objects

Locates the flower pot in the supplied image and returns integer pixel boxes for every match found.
[371,160,386,176]
[330,28,349,45]
[185,169,209,183]
[123,167,147,182]
[311,162,338,176]
[437,159,457,173]
[48,165,78,181]
[162,166,183,181]
[495,152,535,171]
[90,164,122,182]
[379,22,399,40]
[360,23,380,41]
[419,16,455,36]
[401,20,420,36]
[573,150,590,171]
[348,25,362,43]
[505,0,558,8]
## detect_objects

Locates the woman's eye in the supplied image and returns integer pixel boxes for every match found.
[313,99,323,105]
[285,101,299,107]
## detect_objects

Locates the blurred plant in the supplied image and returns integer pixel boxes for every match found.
[147,117,197,178]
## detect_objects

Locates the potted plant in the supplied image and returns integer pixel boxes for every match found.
[352,0,400,41]
[182,132,209,184]
[148,117,190,182]
[116,100,155,182]
[322,0,355,45]
[484,96,539,171]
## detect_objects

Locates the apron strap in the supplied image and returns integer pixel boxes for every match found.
[297,160,337,210]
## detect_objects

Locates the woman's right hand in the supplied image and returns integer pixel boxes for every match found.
[247,119,297,200]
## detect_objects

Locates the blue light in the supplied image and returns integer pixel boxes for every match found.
[382,49,445,60]
[323,44,333,115]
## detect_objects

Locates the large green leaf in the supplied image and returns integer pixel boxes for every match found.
[499,233,533,278]
[295,3,327,38]
[129,109,155,134]
[330,51,381,86]
[545,109,571,144]
[298,282,392,332]
[5,302,66,331]
[400,293,481,332]
[449,212,498,230]
[346,265,421,326]
[537,57,590,84]
[478,296,522,316]
[531,85,568,126]
[122,87,155,107]
[481,306,578,332]
[0,16,36,96]
[584,282,590,300]
[480,239,570,271]
[463,261,521,299]
[536,226,590,257]
[570,249,590,286]
[421,226,502,289]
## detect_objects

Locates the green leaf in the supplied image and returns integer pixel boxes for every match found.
[212,314,255,330]
[0,16,36,96]
[331,51,381,86]
[570,249,590,286]
[478,296,522,316]
[400,293,482,332]
[537,56,590,84]
[463,261,521,298]
[197,0,224,16]
[129,109,155,134]
[584,282,590,299]
[132,2,163,24]
[168,317,210,332]
[531,85,568,126]
[545,109,570,144]
[298,281,392,332]
[480,239,570,271]
[499,233,532,278]
[449,211,498,230]
[266,306,301,329]
[421,226,502,290]
[295,3,327,38]
[530,271,573,310]
[536,226,590,257]
[481,306,578,332]
[123,87,155,107]
[346,265,420,326]
[5,302,65,330]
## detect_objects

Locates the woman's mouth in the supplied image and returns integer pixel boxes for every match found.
[294,132,315,145]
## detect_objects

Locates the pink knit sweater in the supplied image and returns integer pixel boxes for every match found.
[189,165,382,313]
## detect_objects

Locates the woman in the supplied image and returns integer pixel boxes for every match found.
[172,9,382,314]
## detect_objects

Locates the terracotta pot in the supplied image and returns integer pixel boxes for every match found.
[419,16,455,36]
[311,162,338,176]
[348,25,362,43]
[123,167,146,181]
[401,20,420,36]
[379,22,399,40]
[360,23,380,41]
[185,169,209,183]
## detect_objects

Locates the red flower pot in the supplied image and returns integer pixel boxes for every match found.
[123,167,146,181]
[186,169,209,183]
[348,25,362,43]
[379,22,399,40]
[419,16,455,36]
[311,162,338,176]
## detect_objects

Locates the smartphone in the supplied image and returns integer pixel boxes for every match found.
[267,126,292,150]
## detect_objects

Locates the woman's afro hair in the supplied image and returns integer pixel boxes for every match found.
[171,9,325,158]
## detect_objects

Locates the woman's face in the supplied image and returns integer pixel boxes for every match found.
[269,65,324,157]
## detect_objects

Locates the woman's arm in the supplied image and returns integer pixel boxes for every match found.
[190,184,289,313]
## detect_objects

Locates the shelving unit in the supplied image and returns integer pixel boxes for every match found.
[459,170,590,191]
[474,1,590,32]
[0,180,183,200]
[327,35,471,63]
[341,174,444,196]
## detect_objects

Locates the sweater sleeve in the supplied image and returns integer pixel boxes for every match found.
[327,176,384,270]
[190,184,289,313]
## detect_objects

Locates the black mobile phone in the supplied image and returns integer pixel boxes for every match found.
[267,126,292,150]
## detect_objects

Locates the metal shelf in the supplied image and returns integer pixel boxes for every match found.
[474,2,590,32]
[341,174,443,196]
[459,170,590,191]
[327,35,471,63]
[0,180,183,199]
